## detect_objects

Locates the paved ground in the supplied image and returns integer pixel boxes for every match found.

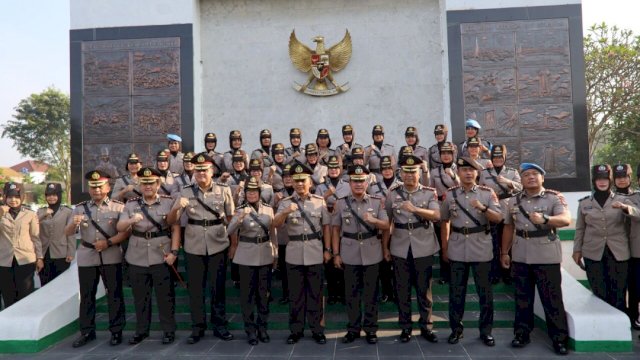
[1,328,638,360]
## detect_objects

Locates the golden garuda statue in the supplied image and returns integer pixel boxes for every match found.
[289,29,352,96]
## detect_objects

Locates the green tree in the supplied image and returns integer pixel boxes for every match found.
[2,87,71,202]
[585,23,640,163]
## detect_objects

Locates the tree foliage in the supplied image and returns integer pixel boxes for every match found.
[2,87,71,202]
[585,23,640,164]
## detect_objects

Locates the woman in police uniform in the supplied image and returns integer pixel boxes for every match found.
[0,182,43,308]
[116,167,181,345]
[112,153,142,202]
[228,176,276,345]
[37,183,75,286]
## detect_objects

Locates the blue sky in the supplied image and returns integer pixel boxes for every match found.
[0,0,636,167]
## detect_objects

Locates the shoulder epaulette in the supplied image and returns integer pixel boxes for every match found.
[236,203,248,210]
[388,183,402,192]
[22,206,34,212]
[544,189,561,195]
[74,200,88,206]
[111,199,124,205]
[369,194,383,200]
[127,197,141,202]
[310,194,323,199]
[215,181,229,187]
[62,204,72,209]
[261,201,272,208]
[478,185,493,191]
[447,185,461,192]
[183,183,194,189]
[422,186,437,193]
[282,195,293,201]
[578,194,590,201]
[160,194,173,199]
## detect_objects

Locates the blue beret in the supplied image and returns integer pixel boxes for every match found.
[465,119,481,129]
[520,163,545,175]
[167,134,182,142]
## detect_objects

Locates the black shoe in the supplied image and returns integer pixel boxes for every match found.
[247,332,258,346]
[380,295,390,303]
[399,329,412,343]
[279,297,290,305]
[187,330,204,344]
[438,278,448,285]
[258,330,270,343]
[286,332,303,344]
[420,329,438,343]
[129,333,148,345]
[110,332,122,346]
[490,277,500,285]
[447,330,463,344]
[480,334,495,347]
[342,331,361,343]
[312,332,327,344]
[553,342,569,355]
[502,276,512,285]
[511,334,530,348]
[328,296,337,305]
[162,332,175,345]
[72,332,96,348]
[365,332,378,344]
[214,326,234,341]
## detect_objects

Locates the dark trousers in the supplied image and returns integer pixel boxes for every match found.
[78,264,125,335]
[0,258,35,308]
[325,261,344,300]
[185,251,228,331]
[379,258,395,300]
[434,224,450,282]
[512,262,568,343]
[277,245,289,299]
[490,222,510,282]
[628,257,640,324]
[129,264,176,334]
[344,263,379,332]
[584,246,628,313]
[239,264,271,333]
[393,249,434,330]
[286,263,325,334]
[39,250,70,286]
[449,260,493,335]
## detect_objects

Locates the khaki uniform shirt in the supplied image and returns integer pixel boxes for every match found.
[181,183,235,256]
[277,193,330,266]
[626,192,640,257]
[441,185,501,262]
[332,194,387,266]
[159,171,179,197]
[315,178,351,211]
[284,146,305,165]
[276,189,295,245]
[38,206,75,259]
[307,163,328,188]
[336,142,364,168]
[238,183,276,207]
[251,148,274,168]
[429,165,459,201]
[262,164,285,191]
[479,167,522,200]
[71,198,124,267]
[228,203,276,266]
[206,150,226,173]
[112,174,141,202]
[386,184,440,259]
[169,151,184,174]
[364,144,395,172]
[0,207,41,266]
[504,189,567,264]
[367,173,401,198]
[122,195,176,267]
[574,192,635,262]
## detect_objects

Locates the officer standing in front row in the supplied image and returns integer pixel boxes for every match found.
[167,153,235,344]
[273,162,332,345]
[332,165,390,344]
[66,170,130,348]
[116,167,181,345]
[440,157,501,347]
[500,163,571,355]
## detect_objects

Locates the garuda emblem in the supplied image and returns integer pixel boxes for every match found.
[289,29,352,96]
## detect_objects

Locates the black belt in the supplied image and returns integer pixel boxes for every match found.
[289,232,322,241]
[451,225,487,235]
[131,229,171,239]
[188,218,223,227]
[239,235,271,243]
[515,229,551,238]
[394,221,429,230]
[81,241,96,249]
[498,193,513,200]
[342,231,378,240]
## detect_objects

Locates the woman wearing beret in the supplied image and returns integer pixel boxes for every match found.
[37,183,75,286]
[0,182,43,308]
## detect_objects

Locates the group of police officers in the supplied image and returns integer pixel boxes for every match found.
[57,120,640,356]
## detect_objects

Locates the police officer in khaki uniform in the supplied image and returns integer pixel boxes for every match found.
[276,164,295,304]
[402,127,428,163]
[336,124,363,170]
[273,162,332,345]
[304,143,328,190]
[285,128,305,165]
[156,150,179,197]
[440,157,501,347]
[228,176,277,345]
[265,143,287,194]
[466,136,492,169]
[428,124,457,170]
[167,134,184,174]
[459,119,492,159]
[479,145,522,284]
[573,165,637,314]
[429,142,459,284]
[223,130,250,171]
[117,167,181,345]
[0,182,42,308]
[398,145,430,187]
[500,163,572,355]
[315,128,337,167]
[204,132,226,173]
[624,164,640,331]
[112,153,142,202]
[238,159,275,207]
[167,153,235,344]
[251,129,274,168]
[37,183,74,286]
[364,125,396,174]
[175,151,196,189]
[332,165,390,344]
[383,155,441,344]
[65,170,130,348]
